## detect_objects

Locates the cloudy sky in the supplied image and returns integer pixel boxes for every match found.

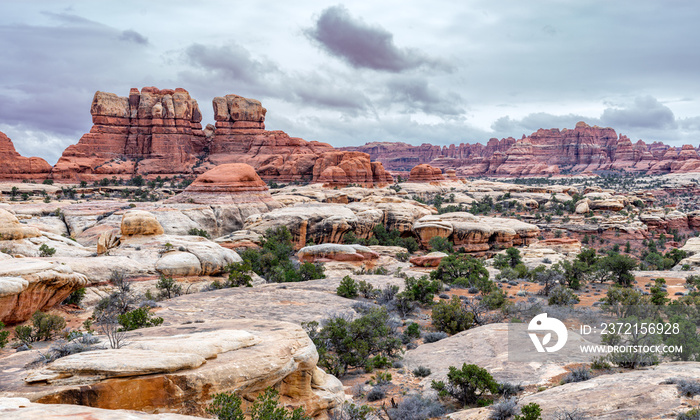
[1,1,699,164]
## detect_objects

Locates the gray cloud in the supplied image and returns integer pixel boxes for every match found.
[600,96,677,130]
[184,43,278,87]
[304,5,449,72]
[384,77,464,116]
[119,29,148,45]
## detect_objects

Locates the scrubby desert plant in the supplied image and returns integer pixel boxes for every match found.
[431,363,499,406]
[337,276,359,298]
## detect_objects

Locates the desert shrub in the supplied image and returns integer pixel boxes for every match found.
[404,322,421,339]
[402,276,441,304]
[39,243,56,257]
[590,356,612,370]
[207,387,310,420]
[43,334,99,362]
[561,366,591,384]
[431,296,474,335]
[117,307,164,331]
[423,331,448,343]
[678,408,700,420]
[219,262,254,288]
[303,307,401,377]
[385,395,446,420]
[296,262,326,281]
[494,247,522,270]
[156,274,182,299]
[490,397,518,420]
[31,311,66,341]
[366,386,386,402]
[514,403,543,420]
[596,253,637,286]
[372,266,389,275]
[431,254,490,291]
[482,288,508,310]
[329,403,375,420]
[413,366,432,377]
[187,227,210,238]
[337,276,359,298]
[650,278,669,306]
[0,322,9,348]
[599,286,646,318]
[431,363,499,406]
[498,382,523,397]
[365,355,392,371]
[396,252,410,262]
[667,378,700,397]
[357,280,377,299]
[548,285,580,306]
[62,287,86,306]
[429,236,453,253]
[377,285,399,304]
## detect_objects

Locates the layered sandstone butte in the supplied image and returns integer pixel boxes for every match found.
[168,163,280,207]
[207,95,391,186]
[51,87,206,181]
[0,131,51,180]
[408,164,445,182]
[343,122,700,176]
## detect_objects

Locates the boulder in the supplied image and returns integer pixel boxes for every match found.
[121,210,164,236]
[409,251,448,267]
[0,209,41,240]
[0,398,202,419]
[0,259,88,324]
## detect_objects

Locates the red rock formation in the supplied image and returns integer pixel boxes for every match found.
[51,87,206,181]
[312,151,393,187]
[0,131,52,180]
[207,95,391,186]
[168,163,279,206]
[343,122,700,176]
[408,164,445,182]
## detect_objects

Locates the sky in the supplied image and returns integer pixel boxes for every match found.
[1,0,700,164]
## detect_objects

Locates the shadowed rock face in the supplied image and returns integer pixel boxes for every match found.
[0,132,51,180]
[343,121,700,176]
[51,87,206,181]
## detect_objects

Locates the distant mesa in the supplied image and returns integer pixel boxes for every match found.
[408,164,445,182]
[0,131,52,180]
[343,121,700,176]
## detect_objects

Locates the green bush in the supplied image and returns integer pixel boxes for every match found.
[156,274,182,299]
[187,227,211,238]
[413,366,432,377]
[431,296,474,335]
[402,276,441,304]
[431,363,499,406]
[337,276,359,298]
[404,322,421,339]
[32,311,66,341]
[39,244,56,257]
[302,307,401,377]
[117,307,164,331]
[547,285,580,306]
[650,278,669,305]
[513,403,543,420]
[62,287,86,306]
[0,322,9,348]
[224,262,254,288]
[430,254,490,290]
[429,236,453,253]
[357,280,377,298]
[207,387,310,420]
[596,253,637,286]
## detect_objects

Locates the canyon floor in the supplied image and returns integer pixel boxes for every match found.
[2,169,700,420]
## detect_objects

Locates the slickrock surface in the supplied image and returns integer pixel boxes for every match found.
[297,243,380,262]
[451,363,700,420]
[0,398,202,420]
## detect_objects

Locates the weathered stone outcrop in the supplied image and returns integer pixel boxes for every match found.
[167,163,281,214]
[313,151,393,187]
[0,398,201,419]
[3,319,344,417]
[0,259,88,324]
[51,87,206,181]
[297,243,380,262]
[343,122,700,176]
[0,209,41,240]
[412,212,539,252]
[0,132,52,180]
[408,164,445,182]
[121,210,164,236]
[451,362,700,420]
